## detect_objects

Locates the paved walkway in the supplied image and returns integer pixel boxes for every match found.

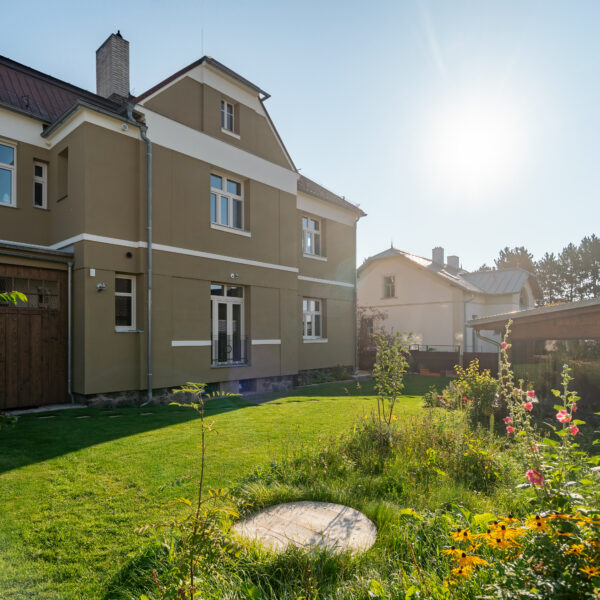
[233,501,377,553]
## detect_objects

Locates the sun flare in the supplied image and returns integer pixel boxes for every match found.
[428,91,526,195]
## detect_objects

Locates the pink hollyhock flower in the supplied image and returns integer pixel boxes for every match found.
[570,425,579,435]
[524,402,533,412]
[518,388,523,395]
[504,416,512,424]
[437,395,443,400]
[572,404,578,413]
[501,342,508,350]
[462,396,469,403]
[556,410,571,423]
[526,469,544,486]
[506,425,514,434]
[527,390,536,398]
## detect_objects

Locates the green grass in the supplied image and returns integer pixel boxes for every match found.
[0,376,444,600]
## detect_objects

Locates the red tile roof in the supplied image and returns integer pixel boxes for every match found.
[0,55,124,124]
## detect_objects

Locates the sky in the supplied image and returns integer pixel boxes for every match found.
[3,0,599,270]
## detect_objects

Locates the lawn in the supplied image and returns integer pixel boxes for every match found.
[0,376,443,600]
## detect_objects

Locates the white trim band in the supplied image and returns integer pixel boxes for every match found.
[171,340,212,347]
[46,233,299,273]
[298,275,354,288]
[210,223,252,237]
[303,338,328,344]
[251,339,281,345]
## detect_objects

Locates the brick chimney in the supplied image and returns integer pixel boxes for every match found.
[447,255,460,270]
[96,31,129,100]
[432,247,444,265]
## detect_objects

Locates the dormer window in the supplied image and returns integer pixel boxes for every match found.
[221,100,235,132]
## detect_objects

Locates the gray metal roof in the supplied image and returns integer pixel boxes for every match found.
[463,268,541,298]
[298,175,366,217]
[358,248,539,297]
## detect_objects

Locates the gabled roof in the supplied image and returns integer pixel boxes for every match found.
[358,247,540,297]
[0,55,125,124]
[133,56,270,104]
[298,175,366,217]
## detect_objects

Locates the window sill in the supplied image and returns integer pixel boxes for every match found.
[210,223,251,237]
[33,205,48,210]
[303,253,327,262]
[221,128,241,140]
[0,203,17,209]
[303,338,328,344]
[211,362,250,369]
[115,328,143,333]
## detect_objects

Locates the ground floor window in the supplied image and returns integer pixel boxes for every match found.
[210,283,246,365]
[115,275,136,331]
[303,298,323,339]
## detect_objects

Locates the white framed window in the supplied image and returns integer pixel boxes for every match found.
[115,275,136,331]
[0,141,16,207]
[383,276,395,298]
[221,100,235,132]
[211,283,246,365]
[210,174,243,230]
[33,161,47,209]
[303,298,323,339]
[302,216,321,256]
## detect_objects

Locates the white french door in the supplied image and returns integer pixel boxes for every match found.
[210,284,245,365]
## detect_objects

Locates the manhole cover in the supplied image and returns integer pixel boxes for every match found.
[233,501,376,553]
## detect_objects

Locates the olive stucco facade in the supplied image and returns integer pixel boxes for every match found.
[0,33,364,408]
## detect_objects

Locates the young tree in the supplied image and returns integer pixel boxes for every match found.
[536,252,562,304]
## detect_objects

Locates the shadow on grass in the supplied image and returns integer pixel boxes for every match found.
[0,396,250,475]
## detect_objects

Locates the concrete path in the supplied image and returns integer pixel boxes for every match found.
[233,501,377,554]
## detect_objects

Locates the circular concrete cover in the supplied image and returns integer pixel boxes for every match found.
[233,501,377,553]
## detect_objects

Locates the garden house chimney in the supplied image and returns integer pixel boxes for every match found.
[447,255,460,270]
[96,31,130,100]
[432,247,445,265]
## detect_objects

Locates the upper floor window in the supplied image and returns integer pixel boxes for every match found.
[302,217,321,256]
[115,275,136,331]
[221,100,235,132]
[383,276,395,298]
[0,142,16,207]
[210,174,243,230]
[33,161,47,209]
[303,298,323,339]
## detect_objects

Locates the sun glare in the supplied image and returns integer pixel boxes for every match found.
[428,91,526,195]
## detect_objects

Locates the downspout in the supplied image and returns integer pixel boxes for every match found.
[140,124,153,406]
[128,103,153,406]
[462,292,475,365]
[353,216,359,376]
[0,249,74,403]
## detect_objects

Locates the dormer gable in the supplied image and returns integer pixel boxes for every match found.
[134,57,295,171]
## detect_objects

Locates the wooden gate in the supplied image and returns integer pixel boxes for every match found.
[0,264,68,409]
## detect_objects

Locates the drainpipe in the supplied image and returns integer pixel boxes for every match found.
[353,216,359,376]
[0,249,74,403]
[127,105,153,405]
[462,292,475,366]
[140,124,153,406]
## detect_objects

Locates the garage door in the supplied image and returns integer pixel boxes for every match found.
[0,264,68,409]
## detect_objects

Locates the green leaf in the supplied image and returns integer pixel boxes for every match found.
[552,390,561,397]
[368,579,387,598]
[241,583,262,600]
[542,438,559,447]
[573,419,586,425]
[398,508,423,520]
[554,404,564,411]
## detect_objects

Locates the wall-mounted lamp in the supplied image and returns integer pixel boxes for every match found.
[97,283,107,292]
[230,272,239,279]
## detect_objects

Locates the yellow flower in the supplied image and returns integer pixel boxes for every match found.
[527,515,549,532]
[442,546,463,558]
[450,529,474,543]
[566,544,586,556]
[581,566,600,579]
[458,553,489,568]
[451,566,473,578]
